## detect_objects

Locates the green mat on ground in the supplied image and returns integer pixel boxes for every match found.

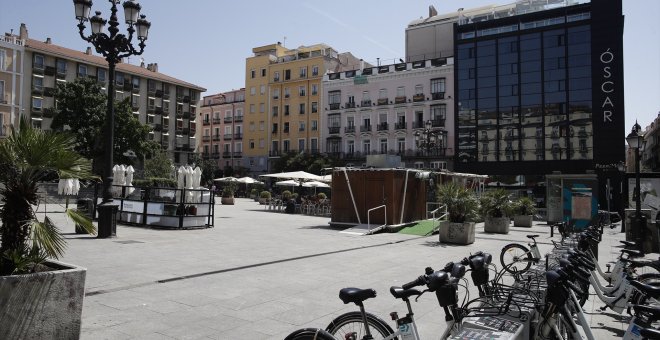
[398,220,438,236]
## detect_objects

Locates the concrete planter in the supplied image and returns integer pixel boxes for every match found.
[221,196,235,205]
[484,216,510,234]
[0,259,86,339]
[513,215,533,228]
[259,197,269,205]
[439,221,475,245]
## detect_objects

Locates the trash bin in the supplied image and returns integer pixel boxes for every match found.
[75,198,93,234]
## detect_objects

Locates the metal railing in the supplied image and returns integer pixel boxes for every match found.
[426,203,448,235]
[366,204,387,235]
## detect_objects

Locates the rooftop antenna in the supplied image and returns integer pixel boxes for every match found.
[283,36,287,47]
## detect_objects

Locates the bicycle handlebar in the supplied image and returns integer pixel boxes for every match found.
[402,275,428,290]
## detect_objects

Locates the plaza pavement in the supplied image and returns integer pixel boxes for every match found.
[39,198,634,339]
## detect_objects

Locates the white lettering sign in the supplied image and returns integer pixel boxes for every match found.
[600,49,615,123]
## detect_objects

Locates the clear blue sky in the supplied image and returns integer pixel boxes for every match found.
[2,0,658,132]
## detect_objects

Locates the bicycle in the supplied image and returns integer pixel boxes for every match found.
[500,234,543,274]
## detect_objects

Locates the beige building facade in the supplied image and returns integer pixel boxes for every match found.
[0,33,26,137]
[198,89,245,172]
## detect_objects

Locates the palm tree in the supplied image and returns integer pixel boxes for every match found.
[0,119,96,275]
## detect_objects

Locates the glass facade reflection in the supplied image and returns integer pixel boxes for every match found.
[456,20,593,164]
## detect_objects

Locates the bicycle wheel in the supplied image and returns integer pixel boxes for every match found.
[326,311,397,340]
[284,328,337,340]
[500,243,533,274]
[630,273,660,307]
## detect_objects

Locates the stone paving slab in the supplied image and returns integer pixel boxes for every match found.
[35,199,638,339]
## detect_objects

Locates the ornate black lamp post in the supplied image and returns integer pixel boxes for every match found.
[74,0,150,238]
[414,120,443,166]
[625,121,646,251]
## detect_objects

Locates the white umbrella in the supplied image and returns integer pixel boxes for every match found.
[125,165,135,196]
[275,179,299,187]
[185,166,194,202]
[320,174,332,183]
[302,181,330,188]
[214,176,239,182]
[192,166,203,202]
[176,166,186,202]
[237,176,260,184]
[260,171,323,182]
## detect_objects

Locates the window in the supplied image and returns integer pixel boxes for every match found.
[259,121,265,131]
[97,68,107,83]
[284,104,290,115]
[272,106,279,116]
[300,67,307,78]
[299,103,305,115]
[77,64,87,77]
[363,140,371,154]
[299,121,306,132]
[329,91,341,105]
[0,80,4,102]
[131,94,140,109]
[283,140,290,152]
[285,69,291,80]
[250,69,256,78]
[274,71,280,82]
[259,139,265,148]
[397,138,406,153]
[249,122,255,131]
[260,85,265,95]
[284,87,290,98]
[32,76,43,91]
[396,86,405,97]
[147,114,154,124]
[261,68,266,77]
[380,139,388,153]
[415,84,423,95]
[379,88,387,99]
[116,72,124,86]
[32,96,42,111]
[273,88,280,99]
[250,87,256,95]
[431,104,446,120]
[284,122,290,133]
[33,54,44,69]
[299,86,306,97]
[250,104,255,113]
[0,50,6,71]
[132,76,140,89]
[347,140,355,154]
[311,84,318,95]
[259,103,265,113]
[56,59,67,74]
[431,78,446,94]
[312,65,319,76]
[311,102,318,113]
[311,120,318,131]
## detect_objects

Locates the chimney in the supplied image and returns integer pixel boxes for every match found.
[429,5,437,18]
[19,23,28,40]
[45,37,51,44]
[359,59,364,71]
[147,63,158,72]
[85,47,92,55]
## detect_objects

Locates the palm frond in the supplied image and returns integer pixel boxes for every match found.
[65,208,97,236]
[29,217,67,259]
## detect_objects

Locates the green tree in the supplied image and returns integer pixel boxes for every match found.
[0,119,95,275]
[144,149,174,179]
[271,152,338,174]
[51,78,157,175]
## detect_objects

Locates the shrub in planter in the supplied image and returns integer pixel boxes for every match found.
[512,197,537,227]
[282,190,292,201]
[250,188,258,200]
[259,191,271,205]
[0,119,96,338]
[317,192,327,200]
[221,182,237,205]
[436,182,479,244]
[480,189,513,234]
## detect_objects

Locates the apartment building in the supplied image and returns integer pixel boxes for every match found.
[244,42,362,175]
[322,57,455,170]
[199,89,245,171]
[13,24,206,165]
[0,33,25,137]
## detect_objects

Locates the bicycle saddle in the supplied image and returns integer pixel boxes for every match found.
[526,234,539,239]
[630,281,660,300]
[339,287,377,305]
[389,286,422,300]
[633,304,660,322]
[621,249,645,258]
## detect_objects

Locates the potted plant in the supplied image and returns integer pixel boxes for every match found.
[317,192,327,201]
[480,189,513,234]
[512,197,537,227]
[282,190,292,202]
[250,188,258,200]
[221,181,237,205]
[259,190,271,205]
[436,182,479,244]
[0,119,96,339]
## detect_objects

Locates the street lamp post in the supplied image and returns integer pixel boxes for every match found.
[625,122,646,252]
[414,120,443,167]
[74,0,150,238]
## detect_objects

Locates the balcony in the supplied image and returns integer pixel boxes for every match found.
[360,125,372,132]
[395,63,406,71]
[395,122,407,130]
[122,82,132,92]
[182,112,191,119]
[233,152,243,158]
[345,126,356,133]
[283,127,290,133]
[394,96,407,104]
[202,135,211,142]
[234,133,242,139]
[212,152,220,159]
[162,91,170,100]
[412,121,425,129]
[212,135,221,141]
[504,133,516,141]
[213,118,221,124]
[161,141,169,148]
[377,98,388,106]
[269,150,281,157]
[362,68,373,75]
[329,103,340,110]
[328,73,340,80]
[224,133,233,140]
[224,116,233,123]
[32,85,43,94]
[153,124,162,132]
[329,127,340,134]
[431,118,446,128]
[284,94,290,99]
[376,122,389,131]
[42,107,55,118]
[44,66,56,76]
[222,151,231,158]
[345,102,356,109]
[203,120,210,126]
[414,148,448,158]
[413,94,425,102]
[155,89,163,97]
[431,92,445,100]
[234,115,243,122]
[183,95,191,103]
[202,152,210,160]
[155,106,163,115]
[361,100,372,107]
[378,66,390,74]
